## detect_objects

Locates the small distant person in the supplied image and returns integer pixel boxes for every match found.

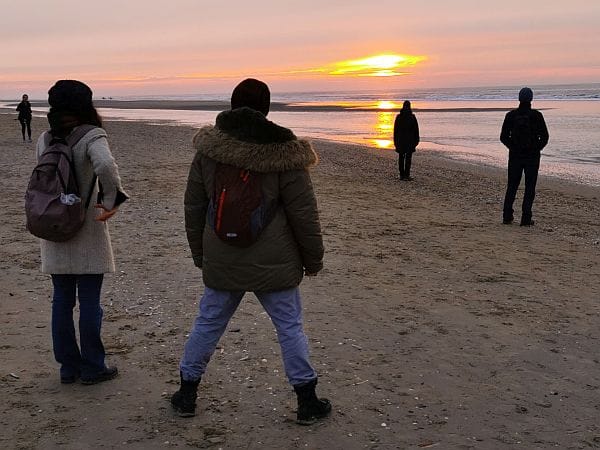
[36,80,128,384]
[500,87,549,226]
[393,100,420,181]
[16,94,32,142]
[171,78,331,425]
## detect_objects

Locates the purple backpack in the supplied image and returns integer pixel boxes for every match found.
[25,125,97,242]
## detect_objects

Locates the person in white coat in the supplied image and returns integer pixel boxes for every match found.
[36,80,128,384]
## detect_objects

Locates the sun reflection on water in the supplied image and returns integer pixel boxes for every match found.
[372,110,395,149]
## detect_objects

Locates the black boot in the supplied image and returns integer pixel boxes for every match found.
[293,379,332,425]
[171,372,200,417]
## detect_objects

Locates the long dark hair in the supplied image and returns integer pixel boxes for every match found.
[400,100,412,114]
[47,80,102,137]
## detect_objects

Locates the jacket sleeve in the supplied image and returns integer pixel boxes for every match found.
[87,136,128,209]
[414,116,420,147]
[184,152,208,268]
[393,115,400,149]
[535,112,549,151]
[500,112,512,149]
[279,169,324,274]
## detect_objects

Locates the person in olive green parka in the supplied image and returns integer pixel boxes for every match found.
[172,78,331,426]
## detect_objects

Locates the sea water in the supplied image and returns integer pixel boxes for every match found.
[3,84,599,185]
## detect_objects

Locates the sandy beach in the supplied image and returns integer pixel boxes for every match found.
[1,113,599,449]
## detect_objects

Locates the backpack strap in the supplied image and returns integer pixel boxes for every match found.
[66,125,99,209]
[84,174,98,209]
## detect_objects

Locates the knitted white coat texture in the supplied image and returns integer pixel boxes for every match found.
[35,127,126,274]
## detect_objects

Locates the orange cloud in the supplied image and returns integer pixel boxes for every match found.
[161,53,428,82]
[10,53,427,91]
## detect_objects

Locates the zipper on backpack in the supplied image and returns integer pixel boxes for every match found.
[215,188,226,232]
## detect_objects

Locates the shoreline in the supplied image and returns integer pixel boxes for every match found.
[354,141,600,199]
[3,110,597,190]
[2,99,521,113]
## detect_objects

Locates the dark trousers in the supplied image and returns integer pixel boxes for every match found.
[19,118,31,140]
[51,274,106,379]
[503,156,540,222]
[398,151,413,178]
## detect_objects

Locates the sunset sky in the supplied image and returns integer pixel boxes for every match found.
[1,0,599,98]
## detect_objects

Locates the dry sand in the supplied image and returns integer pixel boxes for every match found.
[1,113,599,449]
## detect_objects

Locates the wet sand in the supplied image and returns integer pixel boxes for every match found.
[1,113,599,449]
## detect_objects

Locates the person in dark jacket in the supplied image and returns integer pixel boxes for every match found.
[393,100,420,180]
[500,87,549,226]
[171,78,331,425]
[16,94,33,142]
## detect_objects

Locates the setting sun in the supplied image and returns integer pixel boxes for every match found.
[377,101,397,110]
[329,53,426,77]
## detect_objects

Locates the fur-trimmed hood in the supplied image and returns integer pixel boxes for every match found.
[192,107,318,172]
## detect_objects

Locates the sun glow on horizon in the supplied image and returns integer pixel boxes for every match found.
[3,52,429,95]
[377,100,397,110]
[329,53,426,77]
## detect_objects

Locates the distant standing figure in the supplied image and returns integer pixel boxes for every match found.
[16,94,32,142]
[36,80,128,385]
[393,100,420,180]
[171,78,331,425]
[500,87,549,226]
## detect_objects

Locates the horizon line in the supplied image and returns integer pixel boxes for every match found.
[1,81,599,102]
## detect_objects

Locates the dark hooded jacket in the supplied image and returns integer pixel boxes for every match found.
[393,109,419,153]
[16,101,32,120]
[185,107,323,291]
[500,103,549,157]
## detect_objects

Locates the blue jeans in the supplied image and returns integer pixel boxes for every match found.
[51,274,106,379]
[180,287,317,386]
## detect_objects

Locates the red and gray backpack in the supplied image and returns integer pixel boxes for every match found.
[25,125,97,242]
[207,163,274,247]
